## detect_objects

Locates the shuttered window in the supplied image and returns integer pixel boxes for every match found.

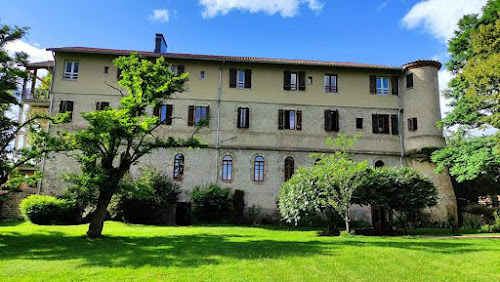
[278,109,302,130]
[324,74,338,92]
[230,68,252,89]
[154,104,173,125]
[356,118,363,129]
[391,76,399,95]
[284,157,295,182]
[284,71,306,91]
[406,74,414,89]
[372,114,399,134]
[96,102,110,111]
[59,100,74,121]
[324,110,339,131]
[173,154,184,181]
[376,77,389,94]
[237,107,250,128]
[188,106,209,126]
[408,117,418,131]
[391,115,399,135]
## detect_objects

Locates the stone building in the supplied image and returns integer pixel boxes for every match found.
[26,34,456,224]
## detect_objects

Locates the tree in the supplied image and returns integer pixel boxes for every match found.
[56,53,204,238]
[355,167,438,233]
[279,135,368,234]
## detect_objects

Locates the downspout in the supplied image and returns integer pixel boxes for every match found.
[397,75,405,167]
[215,61,224,183]
[37,52,56,194]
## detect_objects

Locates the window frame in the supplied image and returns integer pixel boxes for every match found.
[376,77,389,95]
[279,109,302,130]
[194,106,208,125]
[173,154,184,181]
[284,157,295,182]
[406,74,414,89]
[221,155,233,182]
[373,114,390,134]
[236,70,245,89]
[254,156,265,182]
[324,74,338,93]
[59,100,74,122]
[96,101,110,111]
[408,117,418,131]
[290,72,298,91]
[64,61,79,80]
[155,104,173,125]
[356,118,363,129]
[237,107,250,129]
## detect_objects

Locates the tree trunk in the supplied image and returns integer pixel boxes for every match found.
[344,213,350,234]
[87,190,113,238]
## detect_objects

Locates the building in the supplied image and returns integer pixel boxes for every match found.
[29,34,457,224]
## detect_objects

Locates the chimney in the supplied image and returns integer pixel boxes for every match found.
[154,33,168,54]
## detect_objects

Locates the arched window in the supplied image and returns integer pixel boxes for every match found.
[254,156,265,182]
[284,157,295,181]
[222,155,233,181]
[173,154,184,180]
[375,160,384,168]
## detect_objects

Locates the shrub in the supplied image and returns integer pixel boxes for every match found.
[232,189,245,224]
[20,195,80,225]
[191,183,231,223]
[465,204,495,216]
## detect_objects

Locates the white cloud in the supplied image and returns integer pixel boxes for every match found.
[401,0,487,42]
[148,9,170,23]
[438,69,453,119]
[5,40,52,63]
[199,0,324,19]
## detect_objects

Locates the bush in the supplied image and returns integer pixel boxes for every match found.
[465,204,495,216]
[232,189,245,224]
[191,184,231,223]
[20,195,80,225]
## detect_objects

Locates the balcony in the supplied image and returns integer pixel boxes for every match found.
[21,89,50,107]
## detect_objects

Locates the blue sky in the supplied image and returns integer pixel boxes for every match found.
[1,0,487,67]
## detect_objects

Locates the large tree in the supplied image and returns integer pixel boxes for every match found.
[57,53,204,238]
[279,135,368,234]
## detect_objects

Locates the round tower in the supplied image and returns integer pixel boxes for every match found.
[401,60,457,226]
[401,60,446,153]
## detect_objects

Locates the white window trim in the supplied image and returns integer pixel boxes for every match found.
[239,107,248,128]
[64,61,79,80]
[290,72,298,91]
[376,77,389,95]
[237,70,245,89]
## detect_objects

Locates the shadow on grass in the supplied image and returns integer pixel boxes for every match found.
[0,230,486,269]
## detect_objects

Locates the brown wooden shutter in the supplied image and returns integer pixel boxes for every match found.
[66,101,74,122]
[333,110,339,131]
[245,108,250,128]
[205,106,210,127]
[391,114,398,135]
[153,105,160,118]
[391,76,399,95]
[237,107,242,128]
[298,71,306,91]
[406,74,413,89]
[369,75,376,94]
[188,106,194,126]
[324,110,332,131]
[414,118,418,130]
[229,68,237,88]
[177,65,185,75]
[284,110,291,129]
[244,69,252,89]
[59,101,65,113]
[278,110,284,130]
[296,110,302,130]
[166,105,173,125]
[372,114,378,133]
[283,71,291,90]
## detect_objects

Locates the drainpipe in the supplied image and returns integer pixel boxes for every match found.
[397,76,405,167]
[215,61,224,183]
[37,52,56,194]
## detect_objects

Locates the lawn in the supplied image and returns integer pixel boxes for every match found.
[0,221,499,281]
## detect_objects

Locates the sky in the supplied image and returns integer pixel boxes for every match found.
[1,0,490,119]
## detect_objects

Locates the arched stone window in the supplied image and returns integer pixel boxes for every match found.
[173,154,184,180]
[254,156,265,182]
[222,155,233,181]
[284,157,295,181]
[375,160,384,168]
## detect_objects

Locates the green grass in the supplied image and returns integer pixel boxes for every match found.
[1,221,499,281]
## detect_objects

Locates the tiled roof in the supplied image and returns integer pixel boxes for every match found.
[47,47,405,71]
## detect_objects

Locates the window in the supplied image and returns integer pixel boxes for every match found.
[324,110,339,131]
[254,156,265,182]
[307,76,313,85]
[284,157,294,181]
[222,155,233,181]
[278,109,302,130]
[173,154,184,180]
[324,74,338,92]
[356,118,363,129]
[117,68,122,80]
[104,66,109,74]
[372,114,398,134]
[376,77,389,94]
[200,71,205,80]
[408,117,418,131]
[229,69,252,89]
[284,70,306,91]
[170,65,185,76]
[154,104,173,125]
[375,160,384,168]
[64,61,79,80]
[237,107,250,128]
[96,102,109,111]
[59,100,74,121]
[188,106,209,126]
[406,74,414,89]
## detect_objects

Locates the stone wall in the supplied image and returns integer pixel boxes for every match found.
[0,188,37,220]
